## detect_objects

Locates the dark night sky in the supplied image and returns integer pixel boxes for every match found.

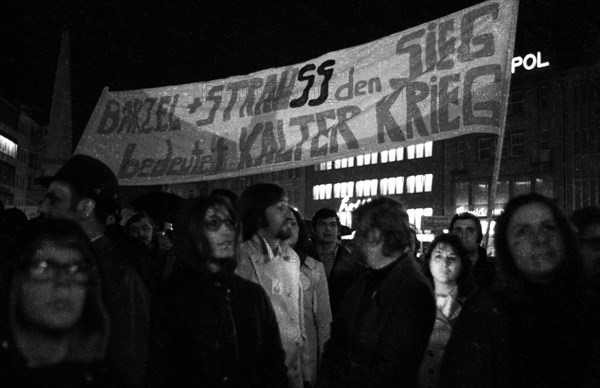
[1,0,598,146]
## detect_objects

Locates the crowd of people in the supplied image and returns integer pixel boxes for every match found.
[1,153,600,388]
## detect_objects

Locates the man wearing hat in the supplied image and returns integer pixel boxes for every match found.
[38,153,150,387]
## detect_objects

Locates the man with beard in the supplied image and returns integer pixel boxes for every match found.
[237,184,307,388]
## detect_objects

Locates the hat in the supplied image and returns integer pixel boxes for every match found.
[37,154,121,215]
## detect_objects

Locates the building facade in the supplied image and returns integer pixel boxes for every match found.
[0,95,47,211]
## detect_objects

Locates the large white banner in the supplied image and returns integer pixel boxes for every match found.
[76,0,519,186]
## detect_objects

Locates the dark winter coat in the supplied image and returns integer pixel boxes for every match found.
[441,261,600,388]
[317,252,436,388]
[146,261,288,388]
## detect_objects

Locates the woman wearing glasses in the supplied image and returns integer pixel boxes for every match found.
[147,194,288,388]
[0,218,130,387]
[417,234,471,388]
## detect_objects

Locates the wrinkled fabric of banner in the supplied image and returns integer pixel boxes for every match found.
[76,0,519,186]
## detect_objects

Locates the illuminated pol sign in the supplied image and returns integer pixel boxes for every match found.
[511,51,550,74]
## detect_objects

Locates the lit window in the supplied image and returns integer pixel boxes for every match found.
[319,185,327,200]
[334,159,341,169]
[396,176,404,194]
[389,149,396,162]
[364,153,371,165]
[514,180,531,196]
[424,208,433,217]
[356,181,364,197]
[415,208,424,230]
[313,186,319,200]
[348,181,355,197]
[425,141,433,157]
[334,183,341,198]
[380,178,388,195]
[416,175,425,193]
[407,145,415,159]
[325,184,332,199]
[371,153,378,164]
[407,176,416,193]
[364,180,371,196]
[425,174,433,192]
[416,144,424,158]
[348,158,355,167]
[407,209,416,226]
[320,162,326,170]
[341,158,348,168]
[370,179,378,196]
[341,182,348,197]
[397,147,404,160]
[326,161,332,170]
[357,155,364,166]
[381,150,389,163]
[388,178,396,195]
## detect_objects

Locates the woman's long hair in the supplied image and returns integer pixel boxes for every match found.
[186,194,242,273]
[288,207,313,267]
[493,193,586,293]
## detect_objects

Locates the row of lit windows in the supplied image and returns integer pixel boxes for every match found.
[316,142,433,171]
[312,174,434,200]
[338,206,433,229]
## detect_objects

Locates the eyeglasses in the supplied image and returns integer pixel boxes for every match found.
[203,218,237,232]
[22,259,91,284]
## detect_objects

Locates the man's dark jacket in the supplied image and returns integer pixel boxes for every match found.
[318,252,436,388]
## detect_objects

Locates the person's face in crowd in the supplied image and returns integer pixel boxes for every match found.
[38,181,79,221]
[261,198,292,241]
[507,201,565,283]
[128,217,154,246]
[429,242,462,285]
[314,217,338,245]
[17,240,89,330]
[578,222,600,279]
[283,214,300,248]
[203,205,236,259]
[451,219,479,254]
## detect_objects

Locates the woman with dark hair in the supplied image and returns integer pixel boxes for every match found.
[284,207,331,387]
[418,234,471,388]
[442,193,600,388]
[0,218,130,387]
[146,194,288,388]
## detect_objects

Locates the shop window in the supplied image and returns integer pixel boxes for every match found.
[513,180,531,196]
[473,183,489,206]
[535,178,553,198]
[455,182,469,207]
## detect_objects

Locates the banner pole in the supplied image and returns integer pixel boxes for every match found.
[483,0,519,252]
